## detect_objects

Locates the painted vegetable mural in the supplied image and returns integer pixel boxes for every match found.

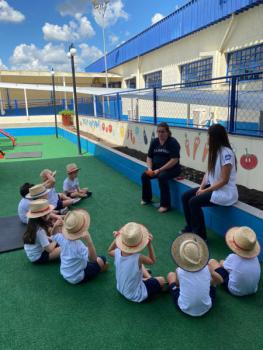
[185,133,190,157]
[193,133,201,160]
[240,149,258,170]
[202,143,209,162]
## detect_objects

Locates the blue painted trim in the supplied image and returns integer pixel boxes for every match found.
[0,127,56,137]
[60,127,263,261]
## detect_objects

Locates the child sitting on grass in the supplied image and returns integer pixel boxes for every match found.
[63,163,92,199]
[18,182,34,224]
[40,168,80,214]
[23,199,61,264]
[108,222,166,302]
[208,226,261,296]
[52,209,108,284]
[167,233,218,317]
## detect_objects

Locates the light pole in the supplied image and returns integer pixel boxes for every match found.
[92,0,110,89]
[51,68,58,138]
[67,43,82,155]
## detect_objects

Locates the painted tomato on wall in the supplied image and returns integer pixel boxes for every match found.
[240,149,258,170]
[108,124,112,133]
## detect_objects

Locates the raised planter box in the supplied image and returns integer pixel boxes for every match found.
[62,114,73,126]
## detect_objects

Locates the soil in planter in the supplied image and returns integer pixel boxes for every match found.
[68,126,263,211]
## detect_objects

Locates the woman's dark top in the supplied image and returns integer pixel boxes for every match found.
[147,137,181,172]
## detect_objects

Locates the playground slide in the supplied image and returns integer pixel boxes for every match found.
[0,128,15,146]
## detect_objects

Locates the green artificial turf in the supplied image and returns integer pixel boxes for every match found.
[0,136,262,350]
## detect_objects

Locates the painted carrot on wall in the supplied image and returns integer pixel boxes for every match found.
[184,133,190,157]
[143,129,148,145]
[202,142,209,162]
[193,133,201,160]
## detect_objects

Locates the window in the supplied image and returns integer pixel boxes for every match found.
[144,71,162,88]
[181,58,213,86]
[108,82,121,88]
[227,44,263,80]
[125,77,136,89]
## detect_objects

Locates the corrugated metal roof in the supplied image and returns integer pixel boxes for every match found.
[85,0,262,73]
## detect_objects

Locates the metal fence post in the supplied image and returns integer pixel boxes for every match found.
[153,87,157,125]
[116,93,121,120]
[229,76,237,133]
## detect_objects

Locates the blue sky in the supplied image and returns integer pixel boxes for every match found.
[0,0,186,72]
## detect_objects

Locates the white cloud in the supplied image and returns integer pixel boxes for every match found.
[9,42,102,72]
[151,13,164,25]
[109,34,119,45]
[42,14,95,42]
[92,0,128,28]
[58,0,89,16]
[0,0,25,23]
[0,58,8,70]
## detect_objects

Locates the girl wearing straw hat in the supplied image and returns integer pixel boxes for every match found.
[23,199,61,264]
[52,209,108,284]
[167,233,217,317]
[108,222,166,302]
[209,226,261,296]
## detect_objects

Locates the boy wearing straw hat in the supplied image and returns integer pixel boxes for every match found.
[40,169,80,214]
[63,163,92,199]
[167,233,217,317]
[52,210,108,284]
[23,199,61,264]
[209,226,261,296]
[108,222,166,303]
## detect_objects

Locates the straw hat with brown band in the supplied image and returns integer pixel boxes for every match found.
[66,163,80,174]
[26,184,50,199]
[171,233,209,272]
[62,209,90,240]
[115,222,150,254]
[225,226,260,259]
[27,199,54,219]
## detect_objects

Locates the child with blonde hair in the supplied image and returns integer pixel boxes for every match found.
[63,163,91,199]
[108,222,166,302]
[209,226,261,296]
[52,209,108,284]
[23,199,61,264]
[40,169,80,214]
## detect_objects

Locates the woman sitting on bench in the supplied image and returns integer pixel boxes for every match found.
[181,124,238,241]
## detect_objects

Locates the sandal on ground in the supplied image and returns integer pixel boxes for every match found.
[141,200,152,205]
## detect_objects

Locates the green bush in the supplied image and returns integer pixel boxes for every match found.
[58,109,74,116]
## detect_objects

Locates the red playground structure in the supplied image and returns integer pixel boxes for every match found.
[0,129,16,158]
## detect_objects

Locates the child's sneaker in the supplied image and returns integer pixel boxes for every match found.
[59,207,69,215]
[72,197,81,204]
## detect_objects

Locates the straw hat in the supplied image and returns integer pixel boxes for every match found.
[26,184,50,199]
[67,163,80,174]
[40,169,56,179]
[171,233,209,272]
[27,199,54,218]
[62,209,90,240]
[225,226,260,258]
[115,222,149,254]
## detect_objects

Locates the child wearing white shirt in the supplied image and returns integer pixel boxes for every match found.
[209,226,261,296]
[53,209,108,284]
[23,199,61,264]
[63,163,92,199]
[18,182,34,224]
[108,222,166,303]
[167,233,218,317]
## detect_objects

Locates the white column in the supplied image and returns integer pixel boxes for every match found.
[93,95,97,117]
[23,88,29,120]
[0,89,5,115]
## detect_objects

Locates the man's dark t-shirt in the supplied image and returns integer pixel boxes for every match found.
[147,137,181,172]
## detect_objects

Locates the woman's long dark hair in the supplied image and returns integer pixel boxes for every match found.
[23,217,50,244]
[207,124,232,174]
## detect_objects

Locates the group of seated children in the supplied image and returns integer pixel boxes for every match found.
[18,163,90,224]
[22,192,261,316]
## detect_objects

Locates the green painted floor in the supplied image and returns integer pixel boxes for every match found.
[0,135,262,350]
